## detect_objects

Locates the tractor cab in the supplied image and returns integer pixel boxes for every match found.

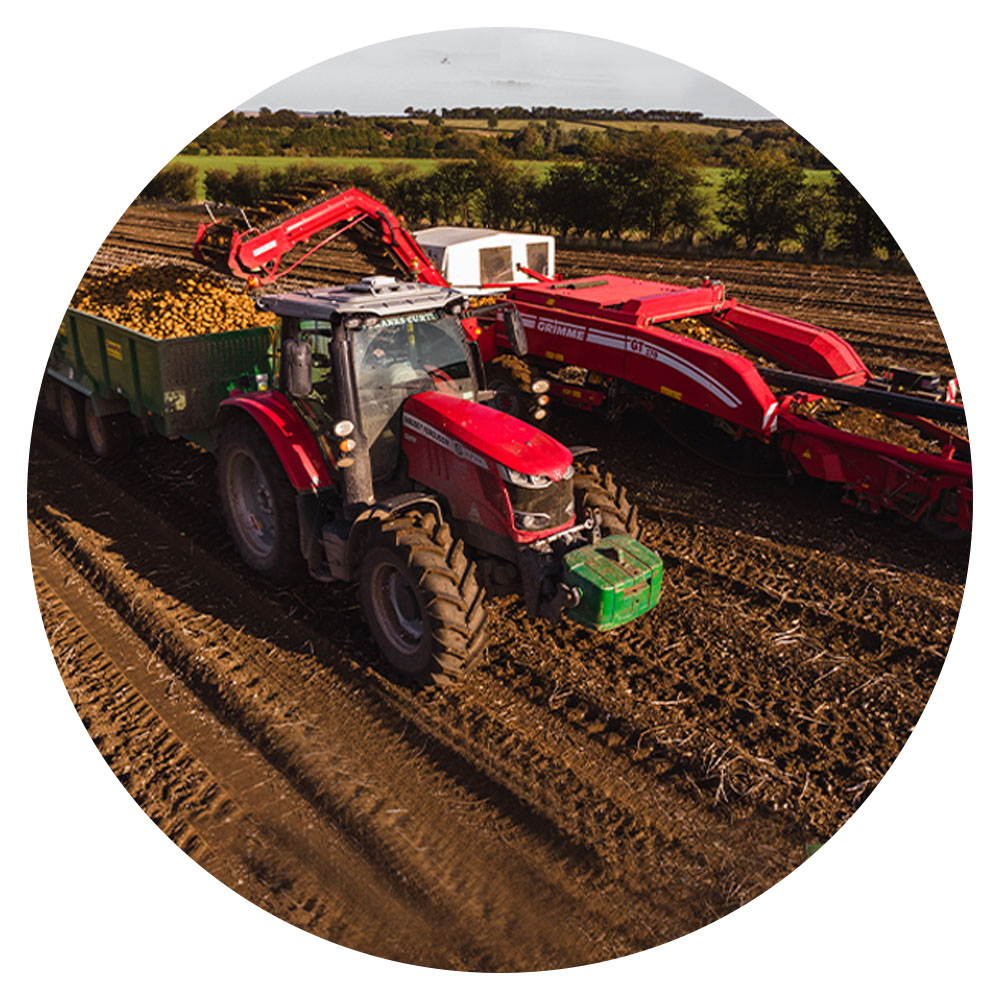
[259,276,485,487]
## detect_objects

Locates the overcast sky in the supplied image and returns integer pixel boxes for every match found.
[238,28,774,119]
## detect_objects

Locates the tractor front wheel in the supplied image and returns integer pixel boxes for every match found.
[359,512,487,685]
[217,420,303,582]
[572,463,640,538]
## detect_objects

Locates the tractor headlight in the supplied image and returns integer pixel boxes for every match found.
[513,510,552,531]
[498,464,551,489]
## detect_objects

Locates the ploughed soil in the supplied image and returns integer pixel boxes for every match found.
[27,201,968,971]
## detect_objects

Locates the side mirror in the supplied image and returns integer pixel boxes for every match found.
[282,339,313,398]
[504,307,528,357]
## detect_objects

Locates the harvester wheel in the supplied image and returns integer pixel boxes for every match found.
[485,354,533,419]
[920,490,968,541]
[59,384,86,441]
[84,404,132,459]
[217,420,303,582]
[359,512,487,686]
[572,464,640,539]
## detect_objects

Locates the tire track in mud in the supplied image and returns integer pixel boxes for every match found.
[30,426,788,966]
[33,541,469,966]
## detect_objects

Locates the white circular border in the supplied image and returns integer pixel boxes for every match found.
[6,3,996,996]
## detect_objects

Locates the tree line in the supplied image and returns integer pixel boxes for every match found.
[146,135,899,261]
[184,107,831,169]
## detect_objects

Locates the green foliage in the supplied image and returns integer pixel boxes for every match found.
[797,181,837,261]
[469,149,525,229]
[831,172,901,259]
[717,148,806,251]
[139,163,198,202]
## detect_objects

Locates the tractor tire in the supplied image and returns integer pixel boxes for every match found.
[485,354,534,419]
[572,463,640,539]
[358,511,487,686]
[84,404,132,459]
[217,420,304,582]
[59,384,86,441]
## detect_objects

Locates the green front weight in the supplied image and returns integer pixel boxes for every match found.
[562,534,663,630]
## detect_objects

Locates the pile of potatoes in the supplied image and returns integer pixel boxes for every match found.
[73,264,265,339]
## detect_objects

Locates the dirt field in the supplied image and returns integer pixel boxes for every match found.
[27,202,968,970]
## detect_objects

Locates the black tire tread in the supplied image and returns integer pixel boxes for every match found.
[366,511,488,684]
[216,419,304,583]
[572,463,640,539]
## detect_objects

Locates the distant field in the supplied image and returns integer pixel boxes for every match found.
[398,117,744,139]
[172,154,831,208]
[581,120,744,139]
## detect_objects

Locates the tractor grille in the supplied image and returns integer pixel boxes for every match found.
[506,477,574,527]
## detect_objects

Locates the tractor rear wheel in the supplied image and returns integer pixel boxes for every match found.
[485,354,534,419]
[59,384,86,441]
[217,420,303,582]
[572,463,640,539]
[359,512,487,685]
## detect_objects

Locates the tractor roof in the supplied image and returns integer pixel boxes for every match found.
[255,276,462,321]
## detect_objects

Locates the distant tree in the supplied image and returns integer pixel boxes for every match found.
[203,168,232,203]
[717,148,806,251]
[470,149,523,228]
[797,181,837,261]
[226,164,267,205]
[830,172,902,259]
[571,130,709,242]
[487,112,499,129]
[425,161,478,225]
[139,163,198,202]
[538,163,590,237]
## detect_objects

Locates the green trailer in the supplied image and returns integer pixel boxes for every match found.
[45,308,275,453]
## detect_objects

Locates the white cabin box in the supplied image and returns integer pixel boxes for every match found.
[414,227,555,292]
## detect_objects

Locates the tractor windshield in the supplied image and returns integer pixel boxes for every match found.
[352,311,476,479]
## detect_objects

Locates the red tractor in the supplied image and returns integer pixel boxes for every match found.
[215,275,662,684]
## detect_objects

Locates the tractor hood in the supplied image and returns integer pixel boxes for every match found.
[403,391,573,479]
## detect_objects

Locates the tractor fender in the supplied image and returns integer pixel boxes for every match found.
[345,493,443,575]
[217,392,333,491]
[318,492,444,582]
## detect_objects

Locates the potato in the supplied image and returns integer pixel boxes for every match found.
[73,264,265,339]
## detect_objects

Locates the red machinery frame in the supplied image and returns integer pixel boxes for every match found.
[193,190,971,535]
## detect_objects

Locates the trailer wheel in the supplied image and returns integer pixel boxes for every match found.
[485,354,533,418]
[84,404,132,459]
[217,421,303,582]
[359,512,487,686]
[59,384,86,441]
[572,464,640,539]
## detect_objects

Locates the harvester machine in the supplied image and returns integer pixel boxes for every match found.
[191,187,970,538]
[481,275,970,538]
